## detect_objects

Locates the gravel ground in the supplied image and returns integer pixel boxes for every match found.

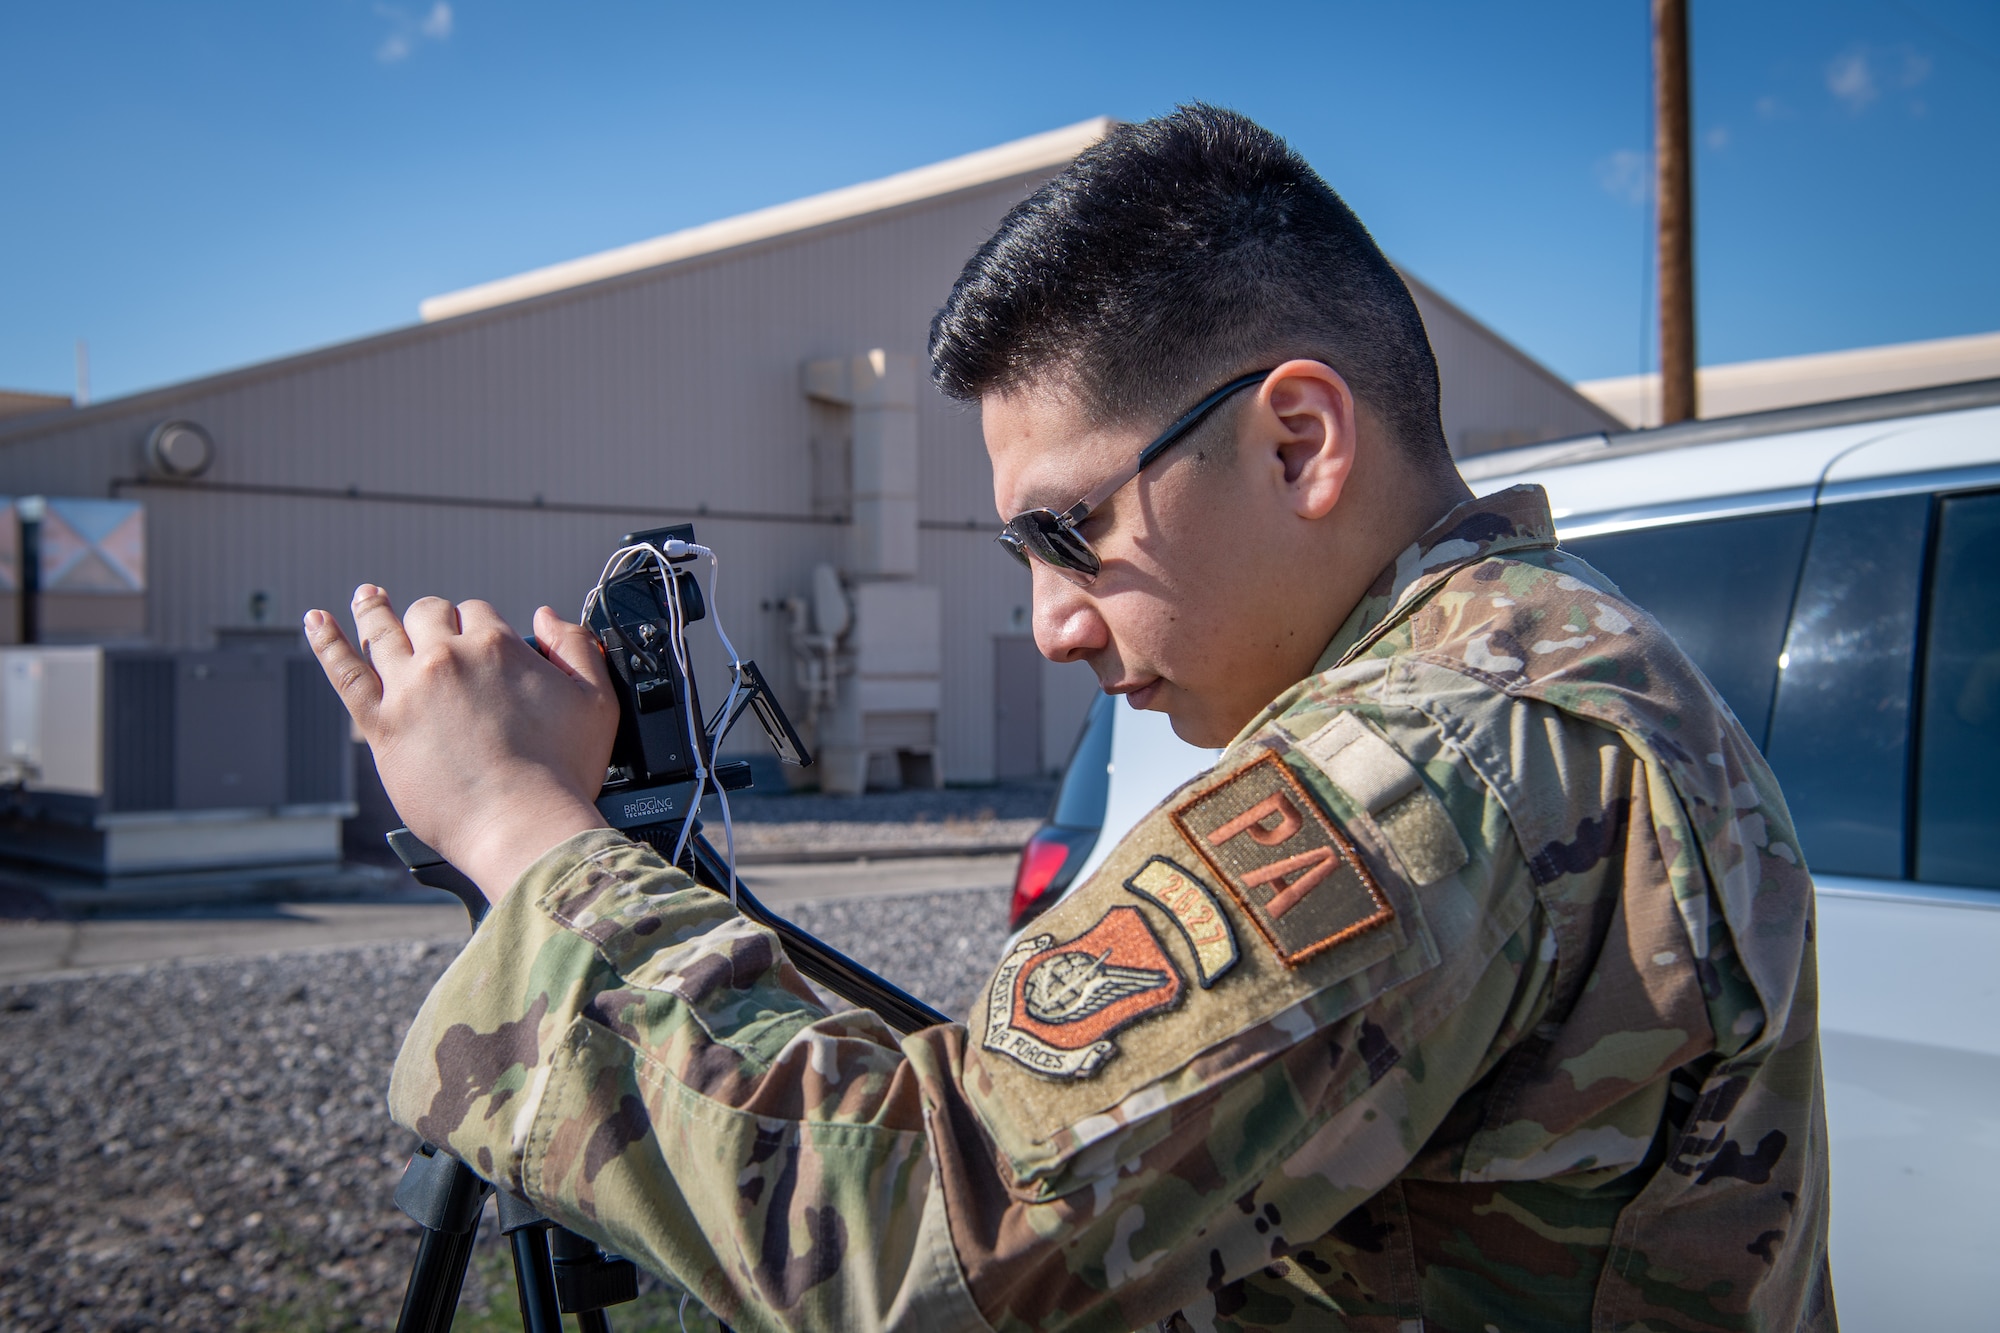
[728,817,1040,859]
[785,886,1012,1021]
[343,778,1056,870]
[0,885,1011,1331]
[647,780,1054,861]
[722,780,1055,825]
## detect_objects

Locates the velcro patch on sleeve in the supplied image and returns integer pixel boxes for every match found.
[1296,712,1469,888]
[1123,856,1238,988]
[981,905,1185,1080]
[965,746,1440,1175]
[1172,751,1394,967]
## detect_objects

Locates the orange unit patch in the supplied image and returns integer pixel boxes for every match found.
[1172,751,1394,967]
[981,906,1185,1080]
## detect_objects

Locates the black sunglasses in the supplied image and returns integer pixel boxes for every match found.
[997,369,1274,585]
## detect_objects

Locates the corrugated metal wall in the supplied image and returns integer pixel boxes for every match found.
[0,174,1059,778]
[0,169,1617,780]
[1403,274,1624,456]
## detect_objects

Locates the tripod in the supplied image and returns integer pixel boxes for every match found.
[387,822,949,1332]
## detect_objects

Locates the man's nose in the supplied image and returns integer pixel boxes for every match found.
[1031,563,1108,663]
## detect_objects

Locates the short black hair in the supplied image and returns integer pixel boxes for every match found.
[929,105,1450,466]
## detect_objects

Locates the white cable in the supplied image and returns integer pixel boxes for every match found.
[663,548,708,870]
[683,542,744,909]
[581,537,744,909]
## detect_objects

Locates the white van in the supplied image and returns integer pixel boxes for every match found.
[1010,378,2000,1330]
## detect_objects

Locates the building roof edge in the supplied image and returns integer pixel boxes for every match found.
[417,117,1114,324]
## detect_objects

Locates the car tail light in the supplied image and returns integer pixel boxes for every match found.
[1010,835,1074,927]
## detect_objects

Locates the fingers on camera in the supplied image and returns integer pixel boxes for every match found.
[455,599,513,641]
[534,607,611,688]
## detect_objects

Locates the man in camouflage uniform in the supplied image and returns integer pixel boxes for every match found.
[308,107,1833,1331]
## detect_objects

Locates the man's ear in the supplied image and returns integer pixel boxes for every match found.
[1253,360,1357,521]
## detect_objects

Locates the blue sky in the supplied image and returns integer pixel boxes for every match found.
[3,1,1996,402]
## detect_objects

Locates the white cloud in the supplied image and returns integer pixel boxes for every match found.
[1826,43,1931,114]
[1595,148,1650,206]
[375,2,453,64]
[1826,49,1878,110]
[1755,94,1791,120]
[1705,125,1731,151]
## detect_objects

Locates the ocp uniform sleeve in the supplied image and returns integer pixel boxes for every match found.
[387,828,990,1332]
[385,697,1556,1333]
[942,698,1552,1330]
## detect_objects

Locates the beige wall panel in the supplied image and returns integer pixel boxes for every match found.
[1404,278,1622,457]
[131,487,843,757]
[918,526,1033,782]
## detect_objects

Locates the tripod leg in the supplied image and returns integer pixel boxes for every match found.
[396,1214,483,1333]
[394,1145,492,1333]
[495,1190,565,1333]
[506,1225,566,1333]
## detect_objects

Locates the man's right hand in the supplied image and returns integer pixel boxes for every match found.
[304,585,619,903]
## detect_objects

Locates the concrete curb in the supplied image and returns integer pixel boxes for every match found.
[732,840,1026,865]
[0,841,1028,917]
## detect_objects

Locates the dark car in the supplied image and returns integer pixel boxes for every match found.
[1008,692,1114,929]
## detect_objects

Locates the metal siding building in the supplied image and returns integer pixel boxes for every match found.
[0,120,1618,782]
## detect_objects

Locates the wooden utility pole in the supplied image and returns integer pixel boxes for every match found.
[1654,0,1697,422]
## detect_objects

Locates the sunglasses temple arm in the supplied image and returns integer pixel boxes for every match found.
[1057,370,1274,529]
[1065,463,1142,524]
[1104,370,1272,508]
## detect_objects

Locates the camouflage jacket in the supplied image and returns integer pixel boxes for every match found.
[389,485,1833,1332]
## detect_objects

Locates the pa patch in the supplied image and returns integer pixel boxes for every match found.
[1172,751,1393,967]
[982,905,1184,1080]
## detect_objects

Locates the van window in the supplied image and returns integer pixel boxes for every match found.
[1562,510,1812,748]
[1764,495,1930,880]
[1916,490,2000,889]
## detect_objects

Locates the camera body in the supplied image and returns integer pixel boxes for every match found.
[581,523,807,838]
[388,521,808,890]
[588,523,713,797]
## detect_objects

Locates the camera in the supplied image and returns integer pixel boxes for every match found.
[386,520,810,897]
[582,522,808,846]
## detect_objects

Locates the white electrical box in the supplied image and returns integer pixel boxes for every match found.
[1,647,103,794]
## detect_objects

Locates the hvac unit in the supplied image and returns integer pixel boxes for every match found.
[0,640,352,876]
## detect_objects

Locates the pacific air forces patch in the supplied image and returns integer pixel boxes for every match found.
[982,905,1184,1079]
[1172,751,1394,966]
